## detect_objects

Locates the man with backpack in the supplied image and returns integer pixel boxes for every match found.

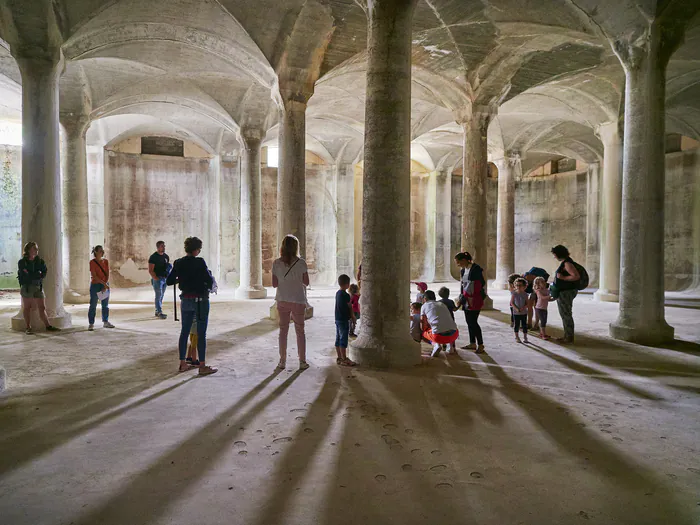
[551,245,588,344]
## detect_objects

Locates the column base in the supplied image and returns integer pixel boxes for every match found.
[269,302,314,321]
[490,278,510,290]
[349,333,421,368]
[11,309,72,331]
[593,289,619,303]
[481,295,494,310]
[235,286,267,300]
[64,289,90,304]
[609,318,674,346]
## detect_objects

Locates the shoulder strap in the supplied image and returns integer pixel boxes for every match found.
[93,259,108,279]
[284,258,301,278]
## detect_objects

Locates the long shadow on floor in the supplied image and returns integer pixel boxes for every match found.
[69,368,301,525]
[0,317,279,477]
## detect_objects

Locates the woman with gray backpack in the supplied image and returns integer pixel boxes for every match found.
[550,244,588,344]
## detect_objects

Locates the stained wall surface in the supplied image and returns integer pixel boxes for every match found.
[0,145,21,288]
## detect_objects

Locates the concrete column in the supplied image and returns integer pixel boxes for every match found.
[236,131,267,299]
[208,154,222,283]
[461,109,495,306]
[11,55,71,330]
[335,163,355,277]
[493,153,518,289]
[585,162,601,288]
[594,122,623,302]
[61,115,91,303]
[278,99,307,255]
[433,169,452,282]
[610,29,674,344]
[349,0,420,368]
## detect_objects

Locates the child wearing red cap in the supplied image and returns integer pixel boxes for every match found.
[413,281,428,304]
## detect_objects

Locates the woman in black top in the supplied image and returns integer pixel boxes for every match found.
[167,237,217,375]
[552,245,580,343]
[17,242,59,334]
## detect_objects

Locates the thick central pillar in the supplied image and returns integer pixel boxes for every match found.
[61,115,91,303]
[461,107,495,306]
[277,98,307,254]
[350,0,420,367]
[493,153,518,289]
[594,121,623,303]
[610,28,674,344]
[236,130,267,299]
[11,55,71,330]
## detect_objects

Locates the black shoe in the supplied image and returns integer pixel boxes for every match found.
[46,325,61,332]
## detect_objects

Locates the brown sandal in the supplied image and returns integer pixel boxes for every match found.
[178,364,195,373]
[198,365,218,376]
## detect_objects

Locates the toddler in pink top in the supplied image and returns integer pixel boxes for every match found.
[349,283,360,337]
[533,277,553,339]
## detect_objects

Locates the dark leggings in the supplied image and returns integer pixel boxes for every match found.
[464,309,483,345]
[514,314,527,333]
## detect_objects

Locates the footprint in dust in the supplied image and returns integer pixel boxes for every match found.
[470,471,483,479]
[578,511,590,520]
[381,435,400,446]
[290,408,307,413]
[435,482,453,490]
[238,450,248,456]
[383,423,398,430]
[273,437,293,444]
[431,450,441,456]
[256,430,263,433]
[430,464,447,472]
[405,429,414,435]
[295,416,305,421]
[688,468,700,475]
[613,437,623,442]
[304,402,312,407]
[304,428,314,434]
[401,464,413,472]
[375,474,387,483]
[234,441,247,448]
[411,449,421,454]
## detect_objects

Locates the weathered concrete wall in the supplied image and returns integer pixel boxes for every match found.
[261,166,278,287]
[513,170,589,278]
[0,145,21,288]
[665,149,700,291]
[220,156,240,286]
[306,163,337,285]
[104,151,218,287]
[87,146,105,250]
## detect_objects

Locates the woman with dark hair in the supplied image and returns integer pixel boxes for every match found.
[272,234,310,370]
[88,245,115,331]
[454,251,485,353]
[17,241,59,334]
[551,244,580,343]
[167,236,217,375]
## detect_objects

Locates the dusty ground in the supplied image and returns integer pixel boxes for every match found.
[0,286,699,525]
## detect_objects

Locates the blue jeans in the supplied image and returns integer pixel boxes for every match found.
[179,298,209,361]
[335,320,349,348]
[88,283,109,324]
[152,278,167,314]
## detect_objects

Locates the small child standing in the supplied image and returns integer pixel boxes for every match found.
[511,277,529,343]
[335,274,356,366]
[413,282,428,303]
[533,276,552,340]
[349,283,361,337]
[438,287,457,353]
[410,302,422,343]
[507,273,521,327]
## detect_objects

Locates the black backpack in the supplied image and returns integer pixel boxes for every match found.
[573,262,589,290]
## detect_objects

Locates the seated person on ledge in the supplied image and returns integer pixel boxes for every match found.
[420,290,459,358]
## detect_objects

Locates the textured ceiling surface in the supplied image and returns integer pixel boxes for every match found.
[0,0,699,169]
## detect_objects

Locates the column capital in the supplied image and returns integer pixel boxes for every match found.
[491,150,521,169]
[238,127,264,146]
[454,103,497,127]
[595,120,622,147]
[60,112,90,137]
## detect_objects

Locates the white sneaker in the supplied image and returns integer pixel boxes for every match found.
[88,324,94,331]
[431,344,442,358]
[103,322,115,328]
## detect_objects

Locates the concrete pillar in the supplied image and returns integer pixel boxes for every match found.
[335,163,355,277]
[236,131,267,299]
[208,154,222,283]
[493,153,518,289]
[609,29,674,344]
[278,99,307,255]
[61,115,91,303]
[433,169,452,282]
[12,55,71,330]
[460,108,495,306]
[349,0,420,368]
[594,122,623,302]
[585,162,601,288]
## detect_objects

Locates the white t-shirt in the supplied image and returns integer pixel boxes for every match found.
[272,257,308,304]
[420,301,457,334]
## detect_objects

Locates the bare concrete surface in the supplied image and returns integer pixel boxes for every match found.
[1,286,699,525]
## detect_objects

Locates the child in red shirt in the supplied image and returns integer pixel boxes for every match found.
[349,283,360,337]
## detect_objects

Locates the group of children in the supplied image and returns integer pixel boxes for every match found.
[508,273,552,343]
[410,283,461,355]
[334,275,361,367]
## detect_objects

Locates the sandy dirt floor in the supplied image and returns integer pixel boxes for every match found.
[0,285,699,525]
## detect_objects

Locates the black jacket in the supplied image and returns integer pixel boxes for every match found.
[166,255,213,297]
[18,257,47,286]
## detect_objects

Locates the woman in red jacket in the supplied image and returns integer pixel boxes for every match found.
[455,252,485,354]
